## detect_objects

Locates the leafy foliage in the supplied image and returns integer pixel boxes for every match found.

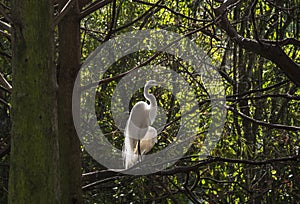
[0,0,299,203]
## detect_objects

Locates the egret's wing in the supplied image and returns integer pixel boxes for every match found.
[143,126,157,140]
[123,98,157,169]
[133,126,158,155]
[122,136,139,169]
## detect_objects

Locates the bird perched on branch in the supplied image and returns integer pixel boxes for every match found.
[122,80,160,169]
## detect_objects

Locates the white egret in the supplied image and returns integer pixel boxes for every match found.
[122,80,160,169]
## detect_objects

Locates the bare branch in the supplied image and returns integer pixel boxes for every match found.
[0,29,11,39]
[0,72,12,92]
[226,93,300,102]
[0,142,10,158]
[80,22,216,91]
[79,0,113,19]
[228,80,289,98]
[159,155,300,175]
[53,0,76,26]
[0,135,10,158]
[0,19,11,33]
[0,97,9,107]
[213,155,300,165]
[226,105,300,131]
[82,176,123,190]
[214,1,300,86]
[261,38,300,47]
[0,50,11,58]
[113,0,163,33]
[158,178,179,204]
[0,2,11,23]
[81,155,300,181]
[133,0,212,23]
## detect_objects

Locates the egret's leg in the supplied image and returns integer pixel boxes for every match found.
[137,139,142,162]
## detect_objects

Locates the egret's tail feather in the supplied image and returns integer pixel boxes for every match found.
[122,135,139,169]
[123,126,158,169]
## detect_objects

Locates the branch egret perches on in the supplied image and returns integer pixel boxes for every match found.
[122,80,160,169]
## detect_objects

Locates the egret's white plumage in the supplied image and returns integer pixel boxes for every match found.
[133,126,157,155]
[122,80,159,169]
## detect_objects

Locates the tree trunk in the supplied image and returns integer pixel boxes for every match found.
[9,0,60,203]
[57,1,82,203]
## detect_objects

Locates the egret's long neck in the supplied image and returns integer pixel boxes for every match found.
[144,84,157,124]
[144,85,157,108]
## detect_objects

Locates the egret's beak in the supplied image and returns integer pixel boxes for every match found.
[155,81,167,86]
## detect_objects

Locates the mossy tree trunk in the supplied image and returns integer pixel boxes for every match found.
[8,0,60,203]
[57,1,83,203]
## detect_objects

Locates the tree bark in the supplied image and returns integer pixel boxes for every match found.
[9,0,60,203]
[57,1,82,203]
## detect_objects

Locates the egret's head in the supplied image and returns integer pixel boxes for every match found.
[145,80,158,87]
[145,80,165,88]
[144,80,166,99]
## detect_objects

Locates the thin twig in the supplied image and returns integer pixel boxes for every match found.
[0,20,11,32]
[0,2,11,23]
[226,105,300,131]
[0,72,12,92]
[53,0,76,26]
[80,0,113,19]
[133,0,212,23]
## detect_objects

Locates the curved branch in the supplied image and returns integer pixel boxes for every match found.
[0,2,11,23]
[0,29,11,40]
[82,154,300,182]
[261,38,300,47]
[0,20,11,33]
[53,0,76,26]
[113,0,163,33]
[158,155,300,175]
[79,0,113,19]
[214,1,300,86]
[133,0,212,23]
[0,137,10,158]
[0,72,12,92]
[226,105,300,131]
[0,97,9,107]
